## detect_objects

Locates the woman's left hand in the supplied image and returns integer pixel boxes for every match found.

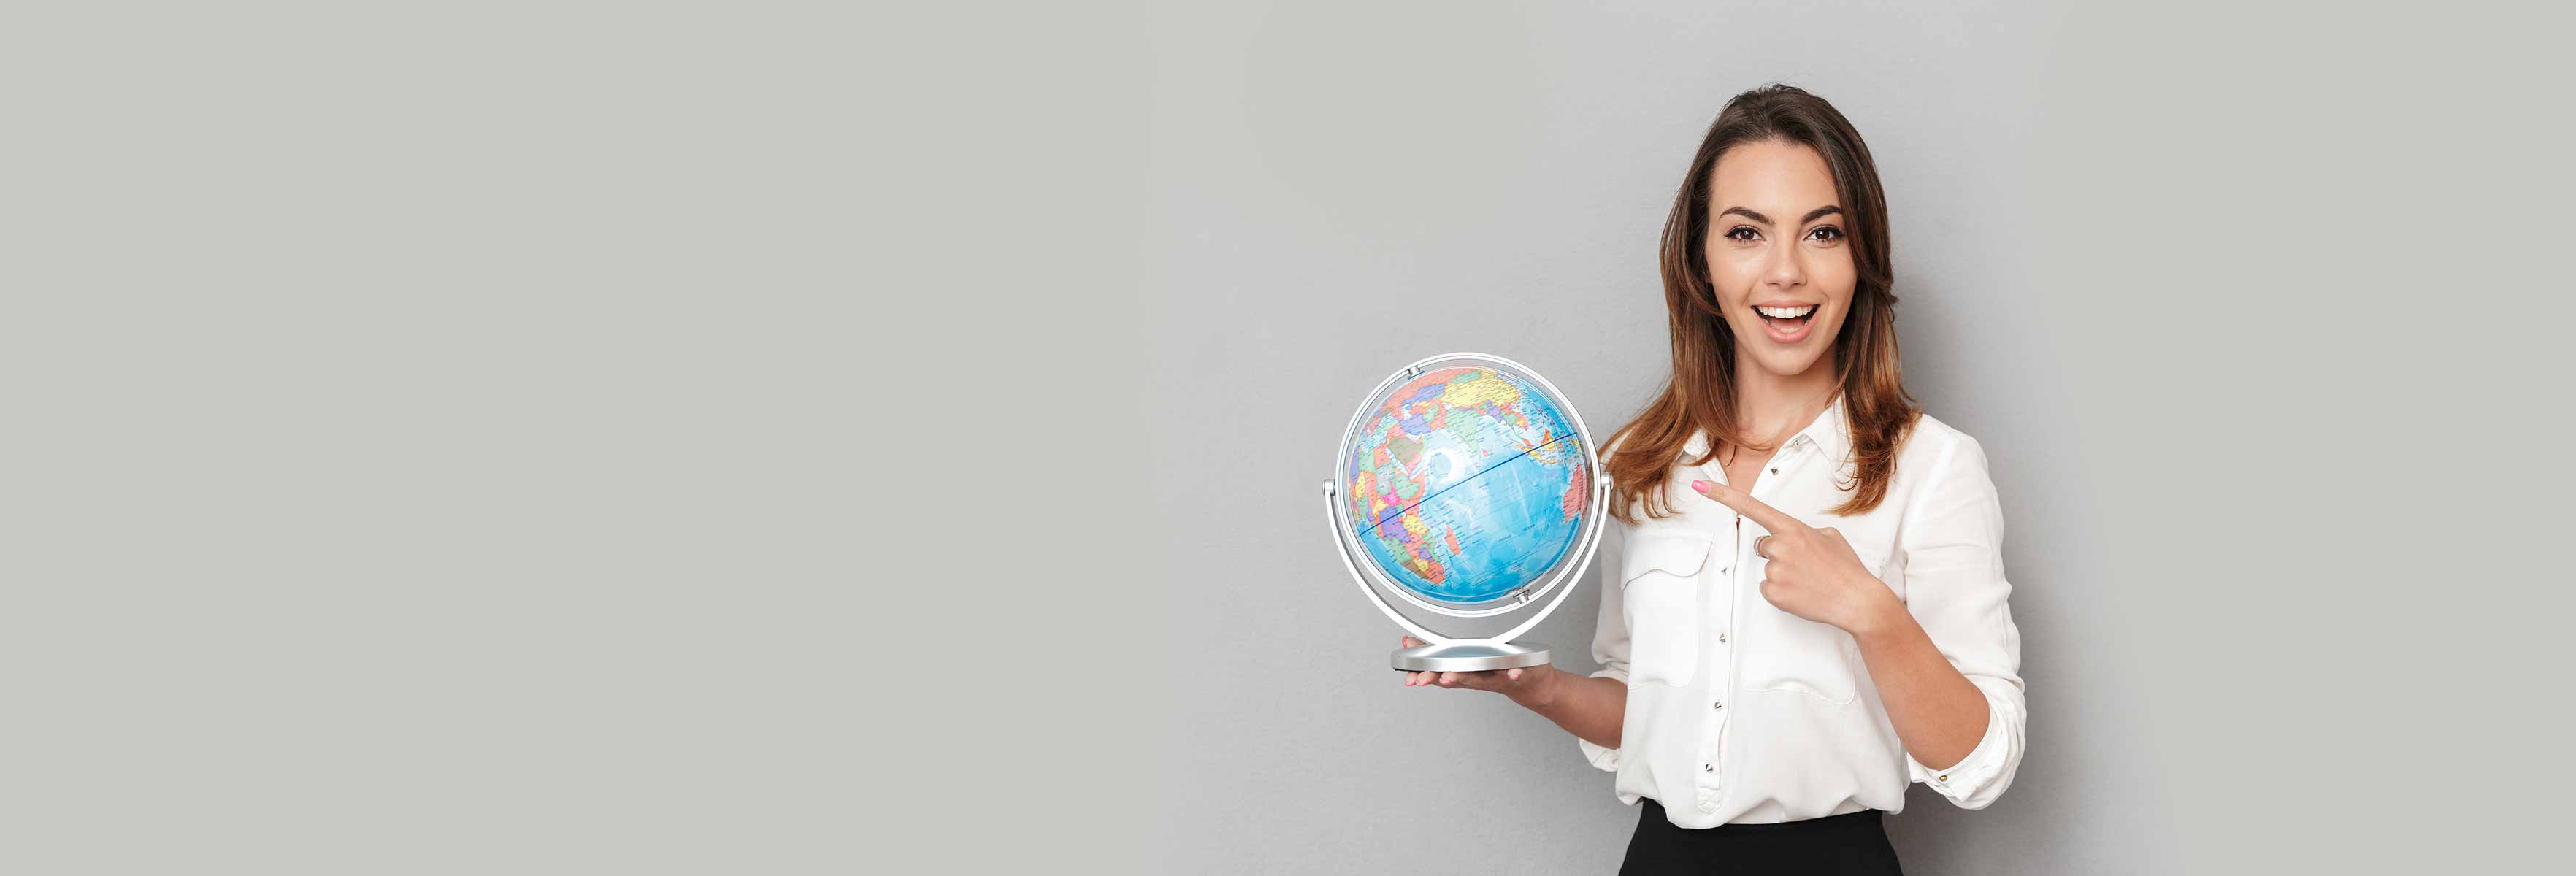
[1691,478,1900,637]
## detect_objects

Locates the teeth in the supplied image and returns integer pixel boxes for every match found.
[1756,304,1817,319]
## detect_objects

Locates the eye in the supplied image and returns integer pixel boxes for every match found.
[1722,226,1760,242]
[1805,225,1844,243]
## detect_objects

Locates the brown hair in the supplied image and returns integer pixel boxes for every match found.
[1604,83,1919,523]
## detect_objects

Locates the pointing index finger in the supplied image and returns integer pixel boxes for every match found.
[1691,479,1809,534]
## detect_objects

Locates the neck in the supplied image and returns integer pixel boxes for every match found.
[1730,347,1839,446]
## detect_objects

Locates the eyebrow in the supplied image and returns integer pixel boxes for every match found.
[1717,205,1846,226]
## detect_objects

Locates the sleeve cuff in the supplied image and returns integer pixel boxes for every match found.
[1904,683,2023,809]
[1573,667,1626,772]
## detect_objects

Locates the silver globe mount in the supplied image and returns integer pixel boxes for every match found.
[1320,352,1614,672]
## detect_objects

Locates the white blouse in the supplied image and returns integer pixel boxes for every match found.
[1580,398,2027,826]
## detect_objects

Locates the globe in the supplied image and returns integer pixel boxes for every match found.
[1338,361,1593,608]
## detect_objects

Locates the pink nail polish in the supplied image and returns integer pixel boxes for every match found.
[1692,480,1710,491]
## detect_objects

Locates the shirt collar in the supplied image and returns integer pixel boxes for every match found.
[1679,391,1854,472]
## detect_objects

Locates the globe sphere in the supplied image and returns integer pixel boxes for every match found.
[1339,364,1592,607]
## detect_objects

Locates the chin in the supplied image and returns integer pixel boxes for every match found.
[1744,348,1831,378]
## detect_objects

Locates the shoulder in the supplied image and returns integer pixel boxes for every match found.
[1898,412,1990,481]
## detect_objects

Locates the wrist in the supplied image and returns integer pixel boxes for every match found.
[1845,586,1909,645]
[1510,664,1565,710]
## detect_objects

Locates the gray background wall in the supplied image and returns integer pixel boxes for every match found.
[9,2,2567,874]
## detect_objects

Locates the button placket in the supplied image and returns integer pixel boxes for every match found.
[1772,433,1825,483]
[1693,432,1817,816]
[1699,499,1745,801]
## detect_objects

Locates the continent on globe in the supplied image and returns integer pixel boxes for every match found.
[1342,366,1591,604]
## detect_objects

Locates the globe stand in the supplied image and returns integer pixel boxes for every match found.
[1391,640,1552,672]
[1322,353,1614,675]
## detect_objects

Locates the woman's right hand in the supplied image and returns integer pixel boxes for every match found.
[1398,637,1559,706]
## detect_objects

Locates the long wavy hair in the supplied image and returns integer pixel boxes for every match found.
[1605,84,1919,523]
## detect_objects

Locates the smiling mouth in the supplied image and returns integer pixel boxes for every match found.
[1754,304,1817,331]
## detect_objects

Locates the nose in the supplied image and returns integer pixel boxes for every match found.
[1763,240,1806,289]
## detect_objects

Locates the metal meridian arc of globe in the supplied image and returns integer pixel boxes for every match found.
[1321,353,1613,672]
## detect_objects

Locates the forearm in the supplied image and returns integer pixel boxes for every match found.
[1511,666,1626,750]
[1852,600,1990,771]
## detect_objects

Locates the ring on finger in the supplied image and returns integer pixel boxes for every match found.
[1755,534,1774,558]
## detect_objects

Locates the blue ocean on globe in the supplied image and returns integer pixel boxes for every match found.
[1341,365,1590,604]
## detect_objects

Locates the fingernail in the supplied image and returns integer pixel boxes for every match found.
[1691,480,1711,492]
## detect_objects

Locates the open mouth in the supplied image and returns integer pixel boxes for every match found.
[1753,304,1818,339]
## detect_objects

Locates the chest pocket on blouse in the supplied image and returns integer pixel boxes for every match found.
[1619,527,1712,688]
[1739,550,1885,705]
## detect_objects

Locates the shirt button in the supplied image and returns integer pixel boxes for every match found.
[1769,466,1778,474]
[1704,763,1715,772]
[1937,774,1950,782]
[1711,701,1723,710]
[1716,633,1727,643]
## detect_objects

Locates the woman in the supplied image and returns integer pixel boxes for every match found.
[1398,84,2027,874]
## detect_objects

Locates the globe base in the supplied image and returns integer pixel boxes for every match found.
[1390,640,1552,672]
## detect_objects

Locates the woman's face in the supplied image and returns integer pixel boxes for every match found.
[1703,139,1856,380]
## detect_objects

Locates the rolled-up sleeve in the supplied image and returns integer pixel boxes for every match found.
[1895,434,2028,810]
[1576,525,1629,772]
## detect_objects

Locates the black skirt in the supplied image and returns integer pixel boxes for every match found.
[1617,798,1904,875]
